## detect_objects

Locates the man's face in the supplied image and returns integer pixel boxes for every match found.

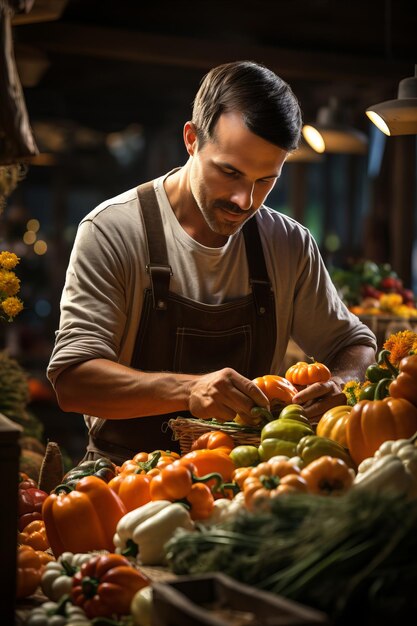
[187,111,288,240]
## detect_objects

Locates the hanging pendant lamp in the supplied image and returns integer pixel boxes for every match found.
[366,65,417,136]
[302,98,368,155]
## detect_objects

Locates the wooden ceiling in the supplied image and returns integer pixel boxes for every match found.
[11,0,417,134]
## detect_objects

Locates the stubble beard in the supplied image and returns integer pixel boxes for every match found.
[197,195,255,237]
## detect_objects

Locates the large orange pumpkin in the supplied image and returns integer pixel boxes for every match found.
[345,397,417,465]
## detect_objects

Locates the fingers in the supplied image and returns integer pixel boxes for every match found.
[233,374,270,410]
[302,392,347,422]
[293,378,347,424]
[293,379,343,404]
[188,368,269,422]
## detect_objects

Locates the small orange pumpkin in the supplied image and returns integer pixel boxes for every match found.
[300,455,354,495]
[285,360,331,386]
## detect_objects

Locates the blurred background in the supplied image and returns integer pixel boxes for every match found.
[1,0,416,466]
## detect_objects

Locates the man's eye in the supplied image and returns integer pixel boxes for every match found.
[222,169,239,178]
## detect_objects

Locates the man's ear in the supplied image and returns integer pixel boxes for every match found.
[183,121,198,156]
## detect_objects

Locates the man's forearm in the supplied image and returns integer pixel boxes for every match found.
[54,358,197,419]
[327,344,376,384]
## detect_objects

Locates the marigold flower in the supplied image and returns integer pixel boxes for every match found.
[1,296,23,319]
[0,251,19,270]
[0,269,20,297]
[383,330,417,368]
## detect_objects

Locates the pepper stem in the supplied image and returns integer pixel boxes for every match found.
[374,377,392,400]
[251,406,274,422]
[81,576,99,599]
[191,471,223,493]
[136,450,161,473]
[53,483,74,495]
[377,349,399,378]
[121,538,138,558]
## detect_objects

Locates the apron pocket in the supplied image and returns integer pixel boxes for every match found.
[174,324,251,375]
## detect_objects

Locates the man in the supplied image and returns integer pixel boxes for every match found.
[47,61,376,463]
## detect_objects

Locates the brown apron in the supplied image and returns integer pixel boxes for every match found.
[86,181,277,463]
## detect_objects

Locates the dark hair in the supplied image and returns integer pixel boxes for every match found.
[192,60,302,151]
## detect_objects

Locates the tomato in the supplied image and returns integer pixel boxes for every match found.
[191,430,234,451]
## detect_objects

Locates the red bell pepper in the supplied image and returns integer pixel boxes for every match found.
[18,486,49,532]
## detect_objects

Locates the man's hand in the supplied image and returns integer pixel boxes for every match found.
[292,376,346,423]
[292,345,376,424]
[187,367,270,423]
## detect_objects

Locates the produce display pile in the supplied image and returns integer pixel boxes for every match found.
[331,259,417,318]
[15,331,417,626]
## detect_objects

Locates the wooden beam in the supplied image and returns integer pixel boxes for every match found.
[11,0,68,25]
[17,21,411,86]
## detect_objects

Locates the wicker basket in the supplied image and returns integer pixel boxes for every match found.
[168,417,261,455]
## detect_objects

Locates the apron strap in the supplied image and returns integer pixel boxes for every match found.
[137,181,172,310]
[242,216,273,316]
[137,180,272,315]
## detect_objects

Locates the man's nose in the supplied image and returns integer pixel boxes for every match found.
[230,182,255,211]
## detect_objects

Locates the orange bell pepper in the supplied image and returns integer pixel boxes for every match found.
[253,374,297,405]
[42,475,127,557]
[16,545,43,599]
[18,519,50,551]
[118,450,180,475]
[186,482,214,520]
[108,473,152,512]
[179,449,235,482]
[149,460,195,501]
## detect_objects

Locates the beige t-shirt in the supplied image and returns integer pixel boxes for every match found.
[48,172,376,393]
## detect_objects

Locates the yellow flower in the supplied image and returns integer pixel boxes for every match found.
[379,293,403,312]
[342,380,362,405]
[383,330,417,367]
[0,269,20,297]
[0,251,20,270]
[392,305,417,319]
[1,296,23,319]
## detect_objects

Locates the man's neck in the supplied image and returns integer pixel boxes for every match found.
[163,164,228,247]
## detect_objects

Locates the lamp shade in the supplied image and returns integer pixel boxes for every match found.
[302,98,368,154]
[286,140,323,162]
[366,65,417,136]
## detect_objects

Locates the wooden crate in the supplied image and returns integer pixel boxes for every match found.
[151,572,329,626]
[359,315,417,350]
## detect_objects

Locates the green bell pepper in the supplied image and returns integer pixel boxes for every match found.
[365,364,389,383]
[62,457,117,489]
[278,404,310,424]
[229,445,260,468]
[296,435,355,468]
[259,418,314,461]
[359,382,377,401]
